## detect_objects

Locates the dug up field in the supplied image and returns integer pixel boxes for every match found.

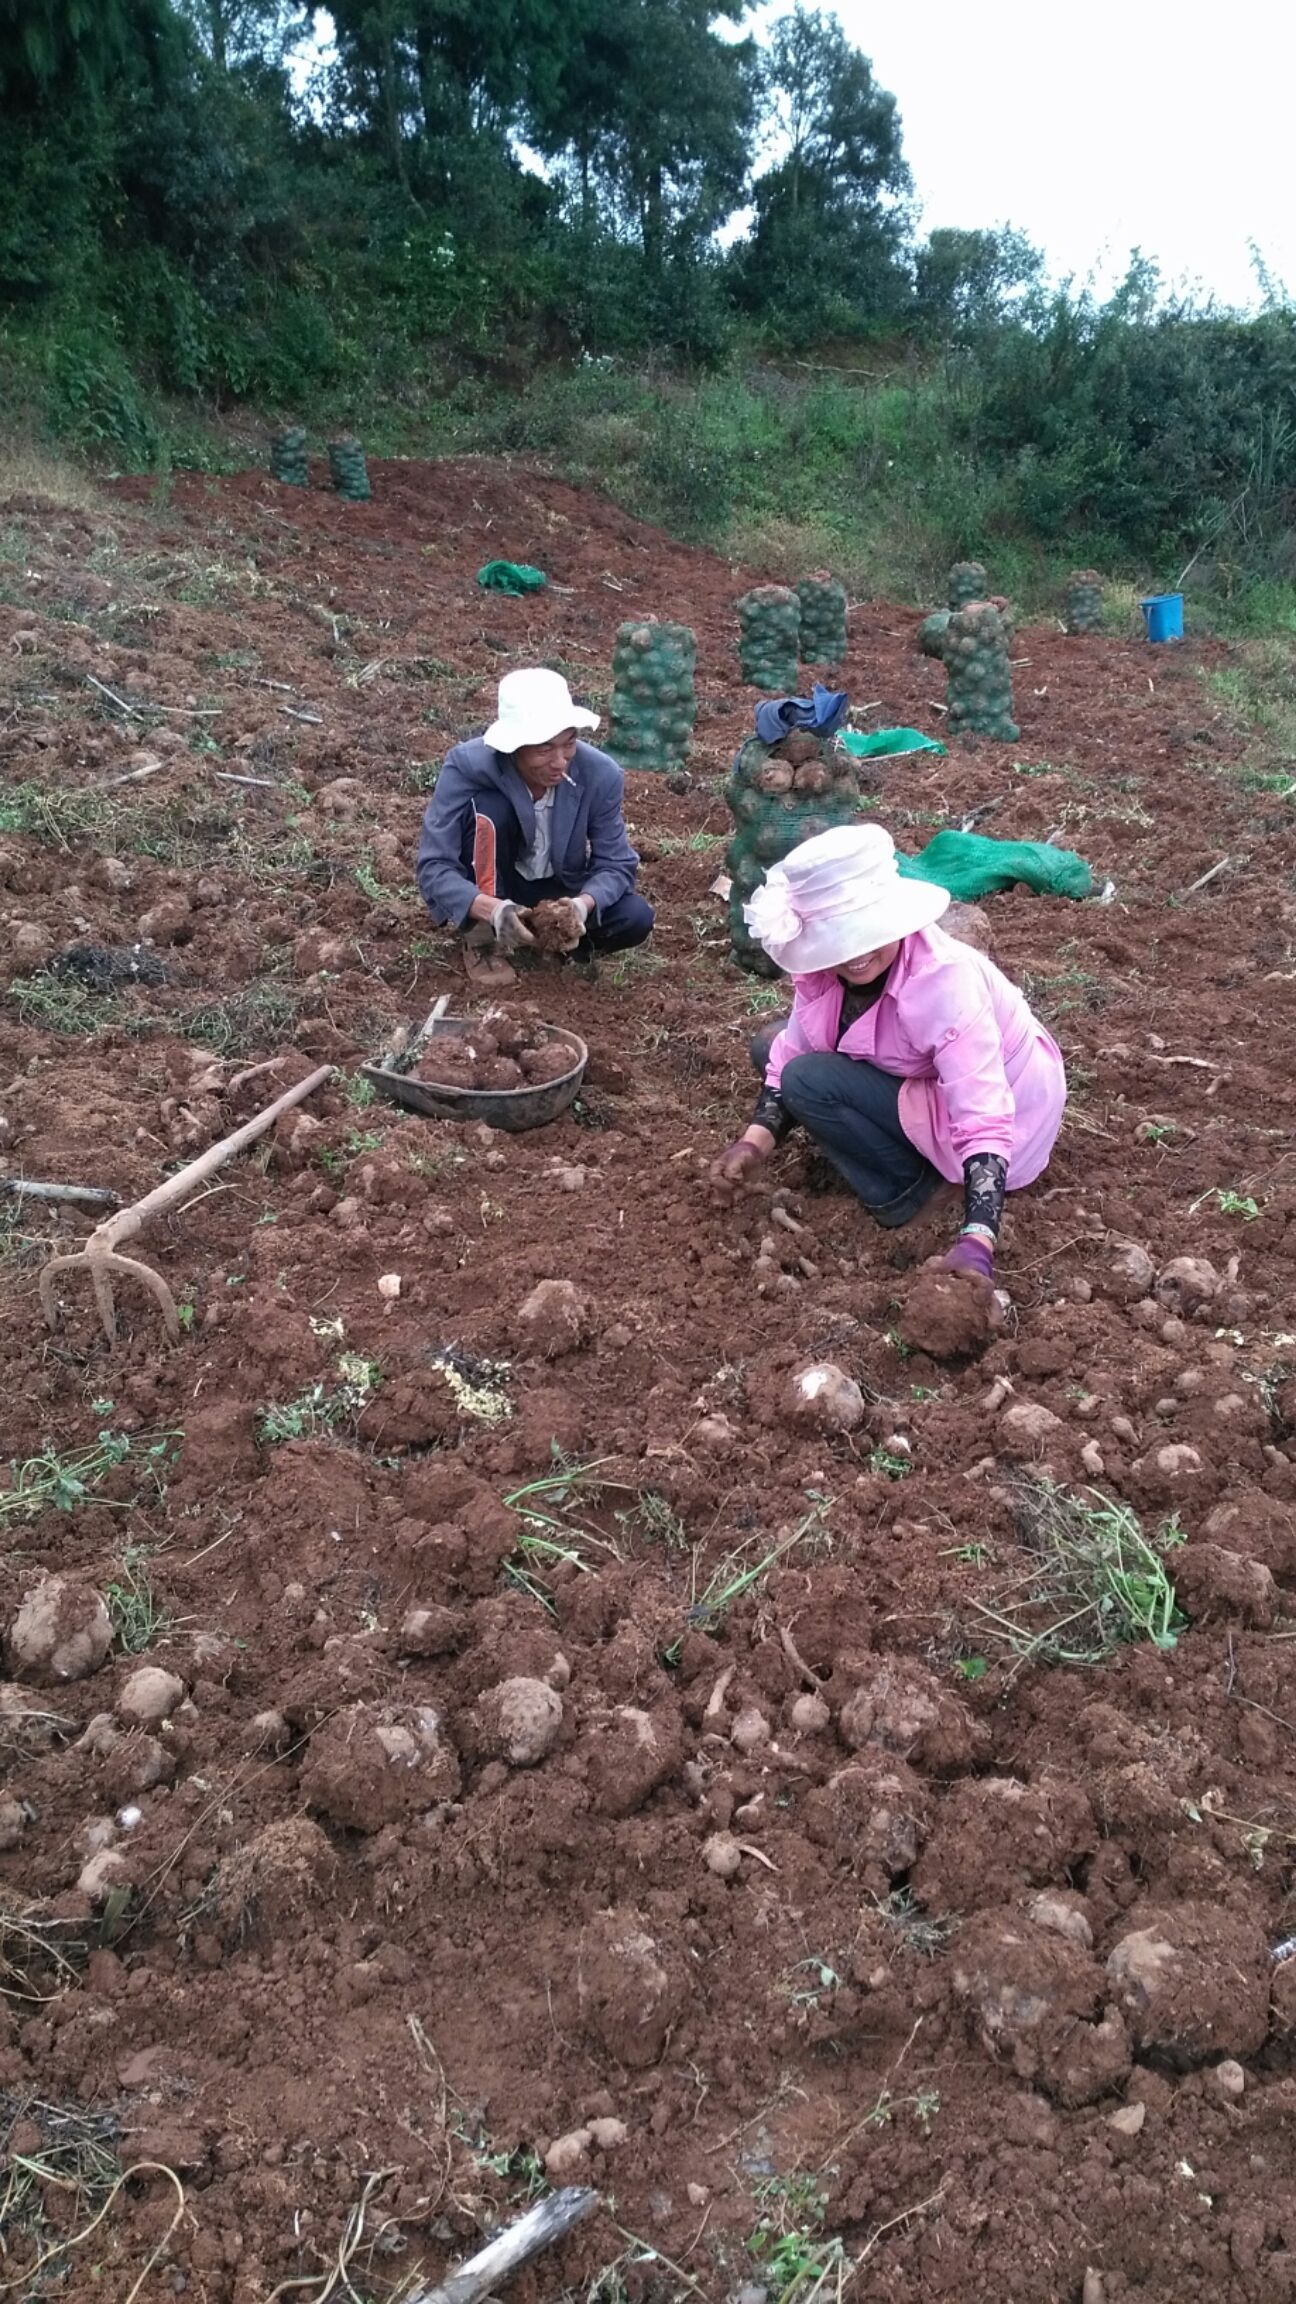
[1,457,1296,2304]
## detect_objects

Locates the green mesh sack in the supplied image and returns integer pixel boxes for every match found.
[328,435,371,502]
[948,560,988,611]
[477,560,547,595]
[738,585,800,692]
[796,574,848,666]
[1064,570,1105,634]
[609,618,697,773]
[270,426,309,487]
[944,601,1019,742]
[918,610,951,658]
[897,828,1094,904]
[724,730,861,974]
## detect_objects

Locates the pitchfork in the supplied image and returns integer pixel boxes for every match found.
[38,1066,333,1344]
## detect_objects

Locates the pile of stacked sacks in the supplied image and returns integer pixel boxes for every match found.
[915,561,1019,741]
[942,601,1020,743]
[1064,570,1105,633]
[724,690,862,975]
[736,586,802,692]
[608,620,697,774]
[269,427,309,487]
[327,435,371,502]
[795,573,848,667]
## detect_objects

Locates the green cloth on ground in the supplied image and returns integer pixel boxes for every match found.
[840,726,948,759]
[897,828,1095,903]
[476,560,547,595]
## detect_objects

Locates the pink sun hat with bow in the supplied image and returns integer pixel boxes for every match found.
[744,823,949,975]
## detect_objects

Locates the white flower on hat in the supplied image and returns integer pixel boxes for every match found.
[745,821,950,974]
[743,868,803,948]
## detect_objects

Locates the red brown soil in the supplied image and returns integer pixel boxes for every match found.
[899,1263,996,1359]
[2,455,1296,2301]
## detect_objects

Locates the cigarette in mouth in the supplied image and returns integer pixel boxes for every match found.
[560,771,577,785]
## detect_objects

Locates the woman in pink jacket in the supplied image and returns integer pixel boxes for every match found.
[711,824,1067,1281]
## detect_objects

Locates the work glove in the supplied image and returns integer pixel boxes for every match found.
[944,1231,995,1282]
[486,900,536,953]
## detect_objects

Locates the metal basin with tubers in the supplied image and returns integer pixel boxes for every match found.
[362,997,588,1134]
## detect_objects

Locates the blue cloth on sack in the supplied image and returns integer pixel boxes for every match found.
[753,685,849,745]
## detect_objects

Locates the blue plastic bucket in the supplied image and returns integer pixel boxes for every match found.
[1140,592,1184,643]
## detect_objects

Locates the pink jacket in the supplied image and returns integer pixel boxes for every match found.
[764,923,1066,1186]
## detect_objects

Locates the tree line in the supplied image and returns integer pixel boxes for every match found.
[2,0,1295,587]
[0,0,1042,384]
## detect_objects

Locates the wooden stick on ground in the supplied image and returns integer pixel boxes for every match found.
[1179,854,1234,899]
[104,762,166,787]
[38,1066,333,1343]
[404,2186,597,2304]
[87,673,145,717]
[2,1179,122,1208]
[86,674,219,720]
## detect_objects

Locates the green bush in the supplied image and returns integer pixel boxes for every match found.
[242,289,346,405]
[965,291,1296,564]
[44,326,161,467]
[636,398,739,537]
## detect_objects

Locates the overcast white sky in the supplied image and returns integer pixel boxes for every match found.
[301,3,1295,309]
[816,0,1295,309]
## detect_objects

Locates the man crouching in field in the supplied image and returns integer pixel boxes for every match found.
[415,667,655,987]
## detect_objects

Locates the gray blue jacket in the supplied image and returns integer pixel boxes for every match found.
[414,738,640,929]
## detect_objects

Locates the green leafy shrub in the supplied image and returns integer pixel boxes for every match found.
[45,328,161,468]
[636,399,738,537]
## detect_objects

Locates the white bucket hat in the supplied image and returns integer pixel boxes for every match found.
[744,823,949,975]
[484,667,599,753]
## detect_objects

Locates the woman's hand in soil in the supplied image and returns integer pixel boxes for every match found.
[944,1230,995,1281]
[710,1128,774,1193]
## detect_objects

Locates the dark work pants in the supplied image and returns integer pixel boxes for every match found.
[464,790,654,953]
[751,1021,943,1229]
